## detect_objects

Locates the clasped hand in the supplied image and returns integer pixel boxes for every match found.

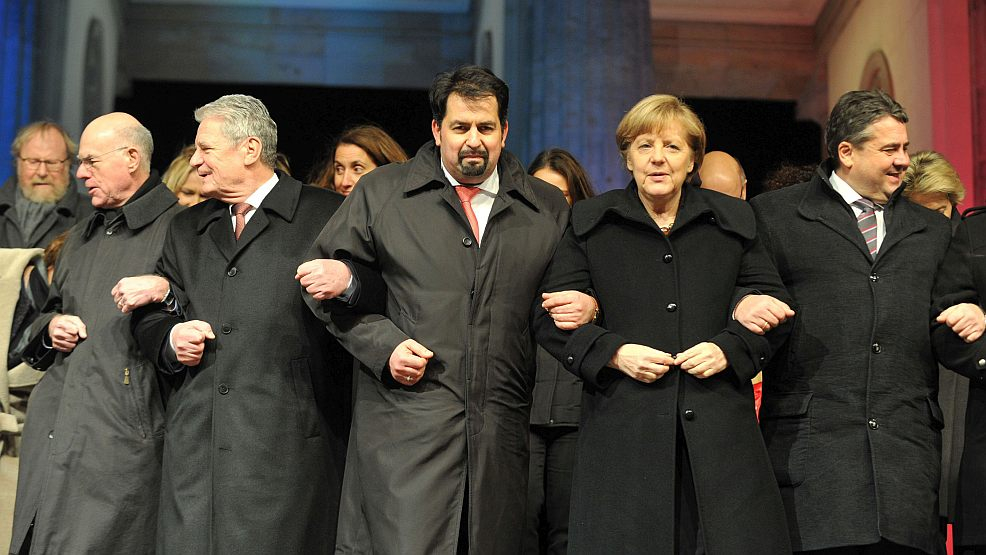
[609,342,727,383]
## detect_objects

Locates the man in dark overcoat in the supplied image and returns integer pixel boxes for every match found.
[745,89,986,554]
[130,94,351,554]
[0,121,92,249]
[298,66,570,554]
[10,112,181,554]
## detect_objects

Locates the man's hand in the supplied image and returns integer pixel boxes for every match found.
[937,303,986,343]
[296,259,353,301]
[388,338,434,386]
[675,342,728,379]
[112,275,170,313]
[608,344,675,383]
[48,315,87,352]
[733,294,795,335]
[171,320,215,366]
[542,291,598,330]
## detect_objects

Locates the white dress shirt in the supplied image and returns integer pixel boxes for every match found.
[829,170,886,253]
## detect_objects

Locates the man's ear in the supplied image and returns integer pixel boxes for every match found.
[431,120,441,146]
[837,141,855,170]
[243,137,263,166]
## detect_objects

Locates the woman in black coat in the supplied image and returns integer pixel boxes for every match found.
[533,94,792,554]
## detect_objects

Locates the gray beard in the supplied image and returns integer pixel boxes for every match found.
[14,186,57,239]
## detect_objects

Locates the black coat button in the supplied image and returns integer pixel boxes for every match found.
[977,358,986,369]
[666,303,677,312]
[218,383,230,395]
[565,355,575,365]
[48,430,54,439]
[227,267,237,277]
[462,237,473,247]
[663,254,673,263]
[221,324,232,334]
[871,343,881,354]
[868,418,879,430]
[708,216,717,225]
[683,409,695,421]
[869,274,879,282]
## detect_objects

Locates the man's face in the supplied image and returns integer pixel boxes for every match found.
[190,117,247,201]
[839,115,910,202]
[431,93,507,185]
[76,131,136,209]
[16,129,72,203]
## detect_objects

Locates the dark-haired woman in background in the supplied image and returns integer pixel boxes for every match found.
[524,148,595,555]
[309,124,408,195]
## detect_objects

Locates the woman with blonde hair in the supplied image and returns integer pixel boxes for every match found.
[902,150,966,219]
[161,145,204,207]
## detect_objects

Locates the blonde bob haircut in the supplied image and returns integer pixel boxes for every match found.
[903,150,966,206]
[616,94,706,174]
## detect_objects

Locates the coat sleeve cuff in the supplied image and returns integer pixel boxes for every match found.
[562,325,625,389]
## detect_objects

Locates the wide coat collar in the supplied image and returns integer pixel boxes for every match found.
[573,180,755,241]
[796,160,926,261]
[83,171,176,238]
[401,142,545,218]
[196,171,303,261]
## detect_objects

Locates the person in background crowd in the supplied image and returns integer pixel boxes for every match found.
[10,112,181,555]
[902,150,969,547]
[741,89,986,554]
[523,147,595,555]
[534,94,792,554]
[161,145,204,207]
[309,123,408,195]
[130,94,353,554]
[0,122,92,248]
[762,162,817,192]
[698,150,746,199]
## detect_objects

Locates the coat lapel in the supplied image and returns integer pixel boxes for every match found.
[877,200,928,261]
[201,203,235,262]
[797,177,873,260]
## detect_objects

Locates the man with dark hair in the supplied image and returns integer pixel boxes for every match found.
[297,65,572,554]
[129,94,353,554]
[0,121,92,248]
[10,112,180,554]
[738,89,986,554]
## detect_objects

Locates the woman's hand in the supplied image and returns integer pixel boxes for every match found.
[542,291,598,330]
[675,342,727,378]
[608,344,675,383]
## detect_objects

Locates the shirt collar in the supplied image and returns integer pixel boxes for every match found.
[440,161,499,197]
[828,170,884,210]
[232,172,279,214]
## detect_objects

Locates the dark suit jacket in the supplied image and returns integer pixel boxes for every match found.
[132,173,351,554]
[752,161,984,554]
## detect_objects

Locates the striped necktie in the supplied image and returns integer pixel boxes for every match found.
[853,198,878,257]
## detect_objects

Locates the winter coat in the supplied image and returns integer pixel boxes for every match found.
[131,174,352,554]
[533,182,792,555]
[10,176,180,554]
[752,161,986,554]
[306,143,570,554]
[0,178,92,249]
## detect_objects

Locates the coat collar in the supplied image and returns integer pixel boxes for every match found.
[796,160,926,260]
[573,180,755,240]
[402,142,544,213]
[83,171,176,238]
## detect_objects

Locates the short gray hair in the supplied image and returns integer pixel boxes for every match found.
[825,89,908,160]
[194,94,278,168]
[119,123,154,172]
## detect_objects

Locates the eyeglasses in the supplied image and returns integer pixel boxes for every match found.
[77,146,129,169]
[18,157,70,172]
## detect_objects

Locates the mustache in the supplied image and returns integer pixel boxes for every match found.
[458,148,488,160]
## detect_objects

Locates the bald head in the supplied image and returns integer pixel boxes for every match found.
[699,151,747,199]
[77,112,155,208]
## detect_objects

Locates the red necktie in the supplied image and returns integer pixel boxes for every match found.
[455,186,481,241]
[233,202,252,240]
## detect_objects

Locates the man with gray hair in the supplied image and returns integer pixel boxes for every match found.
[10,112,181,554]
[738,89,986,553]
[130,94,353,553]
[0,121,92,248]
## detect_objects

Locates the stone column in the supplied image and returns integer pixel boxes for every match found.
[508,0,655,192]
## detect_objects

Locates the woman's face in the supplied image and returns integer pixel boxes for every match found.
[533,167,572,205]
[626,122,694,207]
[908,191,952,218]
[333,143,378,196]
[176,171,204,207]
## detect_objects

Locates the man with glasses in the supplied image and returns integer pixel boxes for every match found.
[0,121,92,248]
[10,112,181,555]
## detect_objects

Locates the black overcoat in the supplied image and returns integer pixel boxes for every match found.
[932,206,986,545]
[132,174,352,554]
[0,179,93,248]
[533,182,792,554]
[11,176,179,554]
[752,162,986,554]
[306,143,570,554]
